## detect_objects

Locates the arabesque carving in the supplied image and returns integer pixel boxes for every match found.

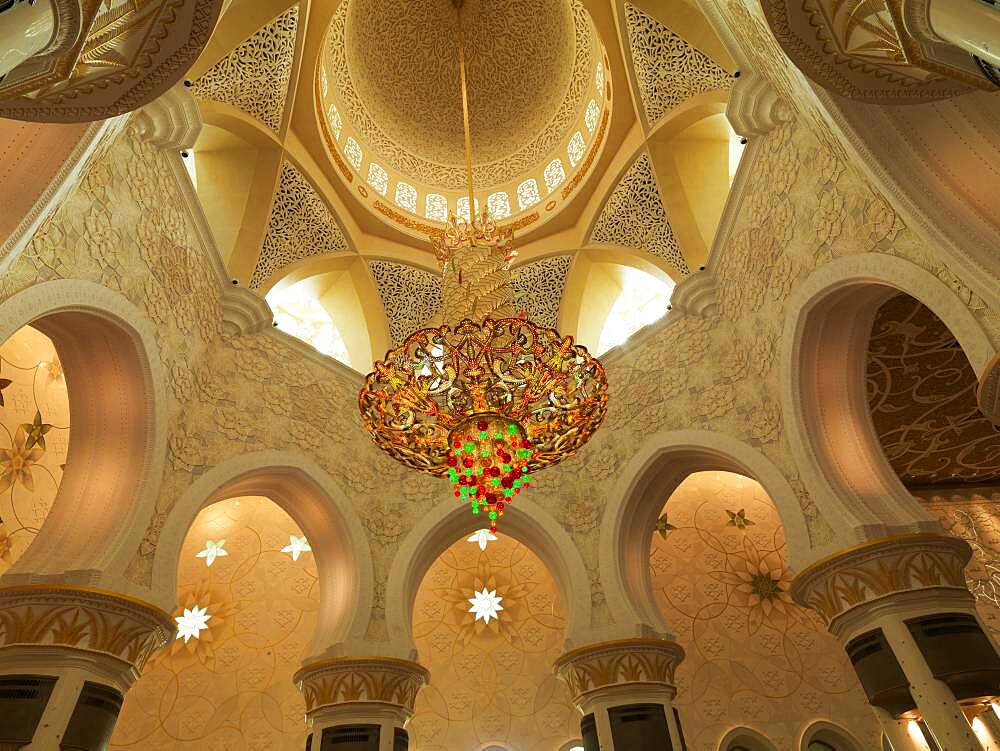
[554,638,685,703]
[790,533,972,625]
[191,5,299,132]
[294,656,429,714]
[250,160,350,290]
[0,585,173,672]
[590,153,690,274]
[623,2,732,124]
[0,0,224,122]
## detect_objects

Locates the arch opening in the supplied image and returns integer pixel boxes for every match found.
[0,281,165,585]
[648,472,876,749]
[405,527,580,750]
[113,495,318,748]
[148,455,374,661]
[783,256,998,541]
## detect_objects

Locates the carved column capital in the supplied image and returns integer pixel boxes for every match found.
[790,533,972,626]
[293,656,430,717]
[0,585,173,675]
[553,638,686,707]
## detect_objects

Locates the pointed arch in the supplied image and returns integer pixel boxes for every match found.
[781,254,997,545]
[0,280,167,586]
[146,451,374,657]
[385,496,593,656]
[599,429,812,637]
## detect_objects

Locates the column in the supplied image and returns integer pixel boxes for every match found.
[294,656,430,751]
[554,638,687,750]
[792,533,1000,751]
[929,0,1000,68]
[0,584,173,749]
[0,0,55,81]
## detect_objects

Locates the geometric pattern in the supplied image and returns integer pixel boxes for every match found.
[250,161,349,289]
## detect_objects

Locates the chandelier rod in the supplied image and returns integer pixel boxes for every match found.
[454,0,476,214]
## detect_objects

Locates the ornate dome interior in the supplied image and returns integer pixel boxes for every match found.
[1,0,999,749]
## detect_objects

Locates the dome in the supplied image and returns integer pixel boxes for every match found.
[319,0,609,233]
[344,0,577,169]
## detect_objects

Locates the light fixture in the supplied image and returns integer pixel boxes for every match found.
[175,605,211,643]
[468,587,504,624]
[358,0,608,534]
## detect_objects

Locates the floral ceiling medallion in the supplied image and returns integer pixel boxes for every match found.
[468,587,504,624]
[358,0,608,535]
[468,528,498,551]
[175,605,212,643]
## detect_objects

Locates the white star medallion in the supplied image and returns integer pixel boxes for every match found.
[468,587,504,624]
[195,539,228,567]
[175,605,211,643]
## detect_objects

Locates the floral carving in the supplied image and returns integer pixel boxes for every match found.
[791,534,971,624]
[554,638,685,702]
[294,657,429,714]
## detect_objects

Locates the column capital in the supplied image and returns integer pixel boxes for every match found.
[553,638,685,708]
[790,533,972,626]
[0,584,173,678]
[293,656,430,718]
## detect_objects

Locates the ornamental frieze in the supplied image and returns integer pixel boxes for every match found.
[553,638,686,703]
[790,533,971,624]
[0,585,173,671]
[293,657,430,714]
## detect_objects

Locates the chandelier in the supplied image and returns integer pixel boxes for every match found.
[358,1,608,533]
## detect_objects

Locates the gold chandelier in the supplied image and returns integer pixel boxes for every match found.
[358,0,608,533]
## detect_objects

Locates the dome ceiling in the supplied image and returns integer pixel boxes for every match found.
[322,0,600,193]
[345,0,577,169]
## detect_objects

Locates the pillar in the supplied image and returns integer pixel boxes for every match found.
[792,533,1000,751]
[554,638,687,750]
[929,0,1000,68]
[0,584,173,749]
[294,656,430,751]
[0,0,55,81]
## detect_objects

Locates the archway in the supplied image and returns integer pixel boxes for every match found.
[782,254,997,543]
[647,471,879,749]
[799,720,865,751]
[404,528,580,750]
[719,726,778,751]
[146,452,374,658]
[599,429,813,637]
[112,495,319,749]
[386,497,593,655]
[0,280,166,586]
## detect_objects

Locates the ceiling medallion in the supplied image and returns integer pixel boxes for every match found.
[359,1,608,534]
